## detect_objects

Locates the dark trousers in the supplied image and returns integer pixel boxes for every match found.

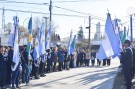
[39,61,46,74]
[80,60,85,66]
[91,60,95,66]
[97,59,101,66]
[85,59,90,66]
[58,62,63,71]
[103,59,107,66]
[11,69,20,87]
[32,62,39,77]
[52,62,57,71]
[123,68,132,89]
[47,60,52,72]
[22,63,29,84]
[76,59,81,67]
[0,71,7,87]
[70,60,74,68]
[6,62,11,85]
[6,68,11,85]
[107,59,111,66]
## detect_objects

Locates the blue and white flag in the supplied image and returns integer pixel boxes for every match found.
[12,16,20,71]
[8,25,15,47]
[46,26,51,50]
[70,35,77,54]
[67,30,73,56]
[112,19,122,58]
[39,19,46,55]
[97,13,120,60]
[33,29,40,61]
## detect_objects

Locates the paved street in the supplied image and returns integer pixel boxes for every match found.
[21,58,120,89]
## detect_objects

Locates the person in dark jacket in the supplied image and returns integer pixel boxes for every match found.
[57,48,65,71]
[121,40,133,89]
[80,49,86,66]
[21,45,30,85]
[51,47,58,72]
[91,50,96,66]
[6,46,13,87]
[76,50,81,67]
[0,46,7,89]
[47,49,52,73]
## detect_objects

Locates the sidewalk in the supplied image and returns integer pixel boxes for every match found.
[20,58,120,89]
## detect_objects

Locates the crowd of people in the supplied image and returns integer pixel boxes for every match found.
[0,45,111,89]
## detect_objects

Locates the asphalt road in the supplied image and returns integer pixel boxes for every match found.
[21,58,120,89]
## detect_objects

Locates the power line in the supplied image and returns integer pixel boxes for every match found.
[0,0,106,21]
[0,0,48,5]
[0,8,85,18]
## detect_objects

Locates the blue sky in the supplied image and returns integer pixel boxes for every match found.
[0,0,135,38]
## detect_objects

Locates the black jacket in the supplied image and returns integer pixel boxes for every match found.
[0,53,7,72]
[121,47,133,69]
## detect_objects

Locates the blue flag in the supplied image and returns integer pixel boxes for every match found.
[112,19,122,58]
[70,35,77,54]
[12,16,20,71]
[33,29,40,61]
[67,30,73,56]
[97,13,120,60]
[46,27,51,50]
[8,26,15,47]
[39,19,46,56]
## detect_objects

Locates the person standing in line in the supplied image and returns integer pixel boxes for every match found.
[121,40,133,89]
[91,50,96,66]
[46,49,52,73]
[70,54,74,68]
[51,47,58,72]
[73,50,77,68]
[6,46,13,88]
[0,46,7,89]
[76,50,81,67]
[57,48,65,71]
[85,49,90,67]
[80,49,86,67]
[96,50,101,66]
[21,45,30,85]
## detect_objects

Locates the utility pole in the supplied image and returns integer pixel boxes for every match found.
[49,0,52,24]
[2,7,5,33]
[89,16,91,50]
[130,15,133,43]
[86,16,91,50]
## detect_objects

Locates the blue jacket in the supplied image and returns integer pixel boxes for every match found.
[57,51,65,62]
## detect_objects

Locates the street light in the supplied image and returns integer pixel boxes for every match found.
[127,7,135,44]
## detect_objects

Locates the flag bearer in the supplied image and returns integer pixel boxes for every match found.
[121,40,133,89]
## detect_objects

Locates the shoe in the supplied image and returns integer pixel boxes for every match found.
[35,76,40,79]
[16,86,21,89]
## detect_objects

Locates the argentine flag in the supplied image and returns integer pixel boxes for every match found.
[67,30,73,56]
[70,35,77,54]
[33,29,40,61]
[8,25,15,47]
[46,27,51,50]
[12,16,20,71]
[97,13,120,60]
[39,19,46,55]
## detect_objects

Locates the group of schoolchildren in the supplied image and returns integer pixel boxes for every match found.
[0,45,111,89]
